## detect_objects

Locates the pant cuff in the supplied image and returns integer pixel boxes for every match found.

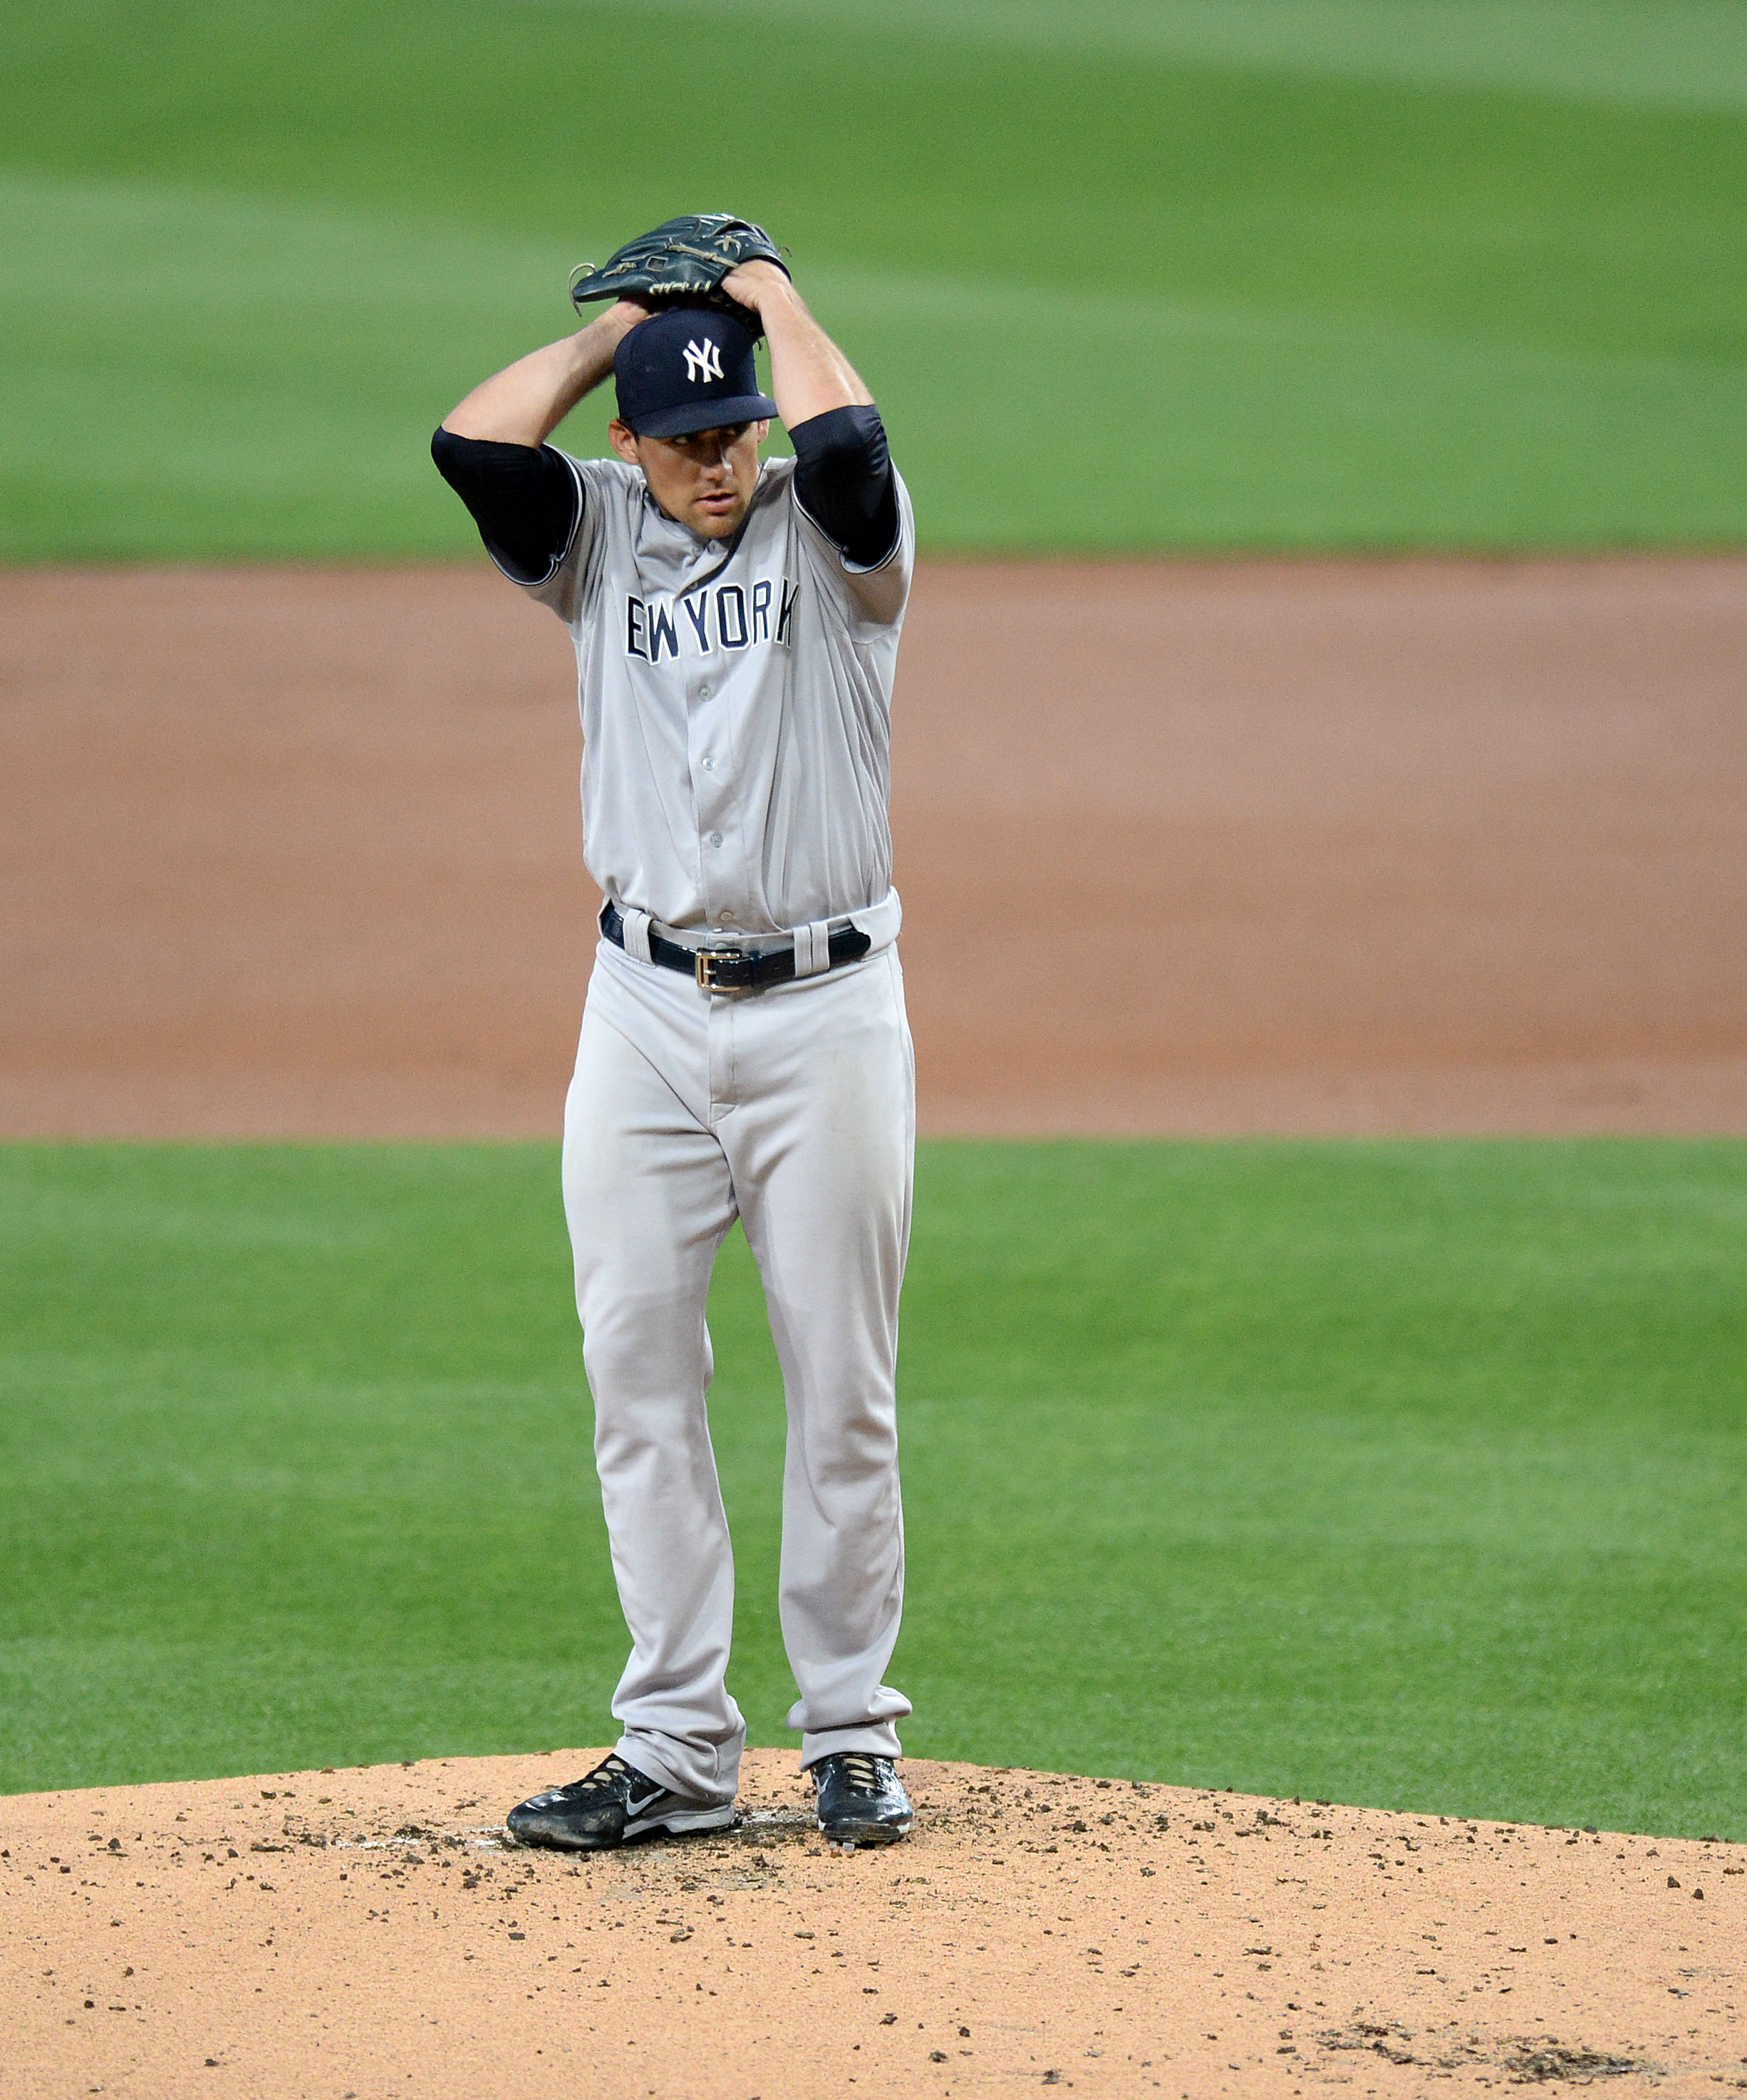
[616,1730,742,1805]
[799,1720,904,1770]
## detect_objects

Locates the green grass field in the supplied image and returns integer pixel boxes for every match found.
[4,0,1746,556]
[2,1138,1742,1839]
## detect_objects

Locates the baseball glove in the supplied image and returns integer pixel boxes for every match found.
[569,214,789,338]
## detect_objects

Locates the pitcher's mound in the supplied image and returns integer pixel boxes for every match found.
[3,1750,1738,2095]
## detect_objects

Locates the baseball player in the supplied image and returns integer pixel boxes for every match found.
[431,219,916,1850]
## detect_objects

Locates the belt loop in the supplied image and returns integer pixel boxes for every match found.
[793,918,831,977]
[620,905,653,965]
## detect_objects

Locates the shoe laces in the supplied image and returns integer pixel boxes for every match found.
[557,1755,633,1799]
[831,1752,892,1797]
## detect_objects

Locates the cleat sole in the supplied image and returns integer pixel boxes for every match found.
[506,1802,737,1852]
[817,1819,912,1846]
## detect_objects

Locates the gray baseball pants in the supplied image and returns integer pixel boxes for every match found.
[561,934,915,1804]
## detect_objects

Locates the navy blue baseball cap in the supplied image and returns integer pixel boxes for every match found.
[613,306,778,439]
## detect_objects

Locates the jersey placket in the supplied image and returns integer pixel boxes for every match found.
[688,655,745,933]
[695,645,742,1128]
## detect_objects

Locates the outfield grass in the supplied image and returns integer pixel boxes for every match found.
[1,1138,1741,1839]
[2,1,1745,555]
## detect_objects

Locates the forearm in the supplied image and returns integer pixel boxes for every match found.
[756,279,873,429]
[442,302,644,447]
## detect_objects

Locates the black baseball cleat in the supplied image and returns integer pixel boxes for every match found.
[811,1752,913,1846]
[504,1753,736,1851]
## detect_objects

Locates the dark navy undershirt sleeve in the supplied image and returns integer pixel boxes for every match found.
[789,405,900,569]
[430,427,580,585]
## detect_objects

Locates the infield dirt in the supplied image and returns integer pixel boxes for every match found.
[4,556,1745,1137]
[4,1750,1742,2099]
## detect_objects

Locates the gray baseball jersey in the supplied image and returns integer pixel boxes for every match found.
[511,451,916,936]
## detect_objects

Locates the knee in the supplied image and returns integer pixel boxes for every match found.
[582,1298,713,1444]
[794,1390,898,1489]
[584,1297,700,1387]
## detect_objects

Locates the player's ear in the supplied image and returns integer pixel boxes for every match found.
[607,419,642,466]
[753,419,771,445]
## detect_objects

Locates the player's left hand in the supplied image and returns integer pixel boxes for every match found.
[601,294,655,333]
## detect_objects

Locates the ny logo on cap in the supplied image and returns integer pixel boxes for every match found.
[683,337,725,385]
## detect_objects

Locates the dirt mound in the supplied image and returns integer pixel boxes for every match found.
[4,558,1746,1138]
[4,1750,1740,2096]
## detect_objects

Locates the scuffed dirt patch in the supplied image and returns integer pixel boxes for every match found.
[1318,2017,1650,2081]
[3,1751,1743,2096]
[1507,2041,1646,2081]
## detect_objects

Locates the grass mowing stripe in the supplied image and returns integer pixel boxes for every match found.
[4,2,1744,553]
[809,264,1747,549]
[1,1137,1741,1838]
[0,175,602,561]
[7,172,1743,557]
[519,0,1747,113]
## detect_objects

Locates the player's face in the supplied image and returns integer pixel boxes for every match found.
[611,420,769,540]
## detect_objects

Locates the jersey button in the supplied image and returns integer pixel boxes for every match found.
[701,757,715,771]
[708,832,722,848]
[698,683,712,700]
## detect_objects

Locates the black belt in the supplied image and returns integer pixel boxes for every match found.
[601,901,872,993]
